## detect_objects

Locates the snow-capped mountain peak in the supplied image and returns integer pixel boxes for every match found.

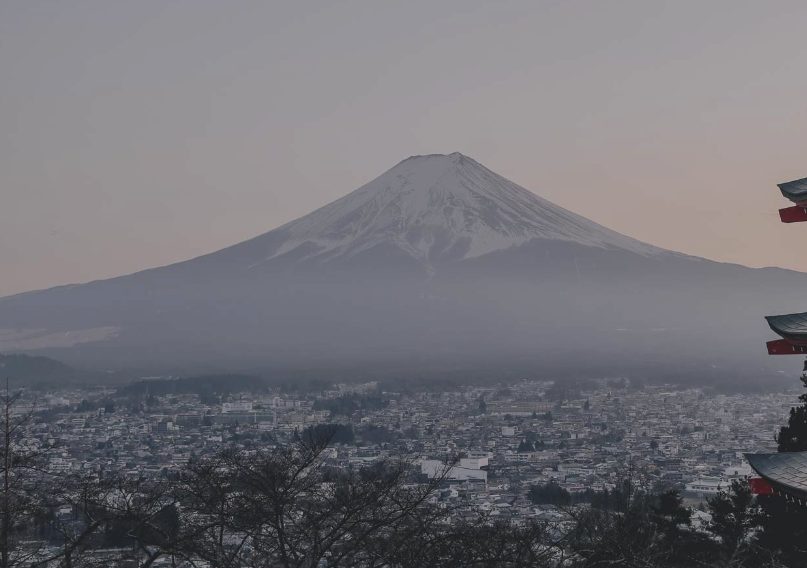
[259,152,661,267]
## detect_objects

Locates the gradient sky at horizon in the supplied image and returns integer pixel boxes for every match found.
[3,1,807,297]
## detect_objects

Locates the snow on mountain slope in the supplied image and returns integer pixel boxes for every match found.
[255,152,663,269]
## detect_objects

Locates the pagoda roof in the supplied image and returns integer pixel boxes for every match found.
[765,313,807,341]
[745,452,807,500]
[779,177,807,204]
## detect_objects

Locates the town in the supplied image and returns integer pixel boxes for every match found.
[25,376,792,520]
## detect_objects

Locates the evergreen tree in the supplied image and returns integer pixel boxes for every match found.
[754,493,807,567]
[528,482,570,506]
[757,371,807,565]
[707,479,759,564]
[776,373,807,452]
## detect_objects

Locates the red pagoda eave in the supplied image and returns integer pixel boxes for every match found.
[748,476,807,505]
[766,339,807,355]
[779,203,807,223]
[748,477,775,495]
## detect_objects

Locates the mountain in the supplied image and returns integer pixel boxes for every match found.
[252,152,661,269]
[0,153,803,385]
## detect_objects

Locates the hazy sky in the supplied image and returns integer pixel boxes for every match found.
[3,1,807,297]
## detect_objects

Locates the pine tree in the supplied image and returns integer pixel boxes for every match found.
[706,480,759,565]
[776,373,807,452]
[757,371,807,565]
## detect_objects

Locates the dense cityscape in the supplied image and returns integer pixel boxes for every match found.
[0,374,797,567]
[31,378,792,509]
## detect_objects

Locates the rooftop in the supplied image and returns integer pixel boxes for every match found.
[745,452,807,499]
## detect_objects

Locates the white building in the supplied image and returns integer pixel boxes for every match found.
[223,401,253,413]
[685,478,724,496]
[421,457,488,482]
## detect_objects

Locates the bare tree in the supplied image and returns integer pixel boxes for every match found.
[370,516,565,568]
[35,473,124,568]
[171,426,457,567]
[0,379,52,568]
[101,474,193,568]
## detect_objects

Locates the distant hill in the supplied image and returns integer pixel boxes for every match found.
[0,353,73,381]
